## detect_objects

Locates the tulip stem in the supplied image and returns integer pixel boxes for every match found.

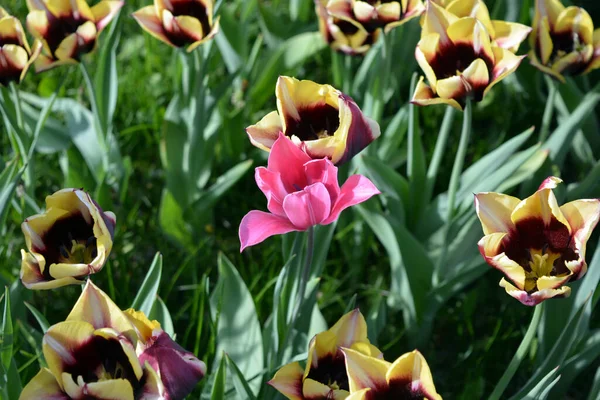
[284,227,315,355]
[539,76,558,142]
[9,82,24,135]
[435,98,472,282]
[426,106,456,202]
[79,62,107,152]
[488,303,544,400]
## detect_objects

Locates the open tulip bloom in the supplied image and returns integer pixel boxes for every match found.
[0,7,42,86]
[269,309,383,399]
[26,0,123,71]
[411,0,526,110]
[475,177,600,306]
[246,76,380,165]
[342,348,442,399]
[20,188,116,290]
[20,280,206,400]
[133,0,220,52]
[435,0,532,52]
[239,133,380,251]
[529,0,600,82]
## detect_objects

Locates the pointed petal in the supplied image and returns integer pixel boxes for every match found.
[283,183,332,229]
[139,362,167,399]
[536,0,565,27]
[555,6,593,45]
[256,167,289,217]
[478,233,527,290]
[91,1,123,31]
[123,308,161,343]
[185,15,220,52]
[323,174,379,225]
[386,350,441,400]
[268,362,304,400]
[500,277,570,306]
[346,389,371,400]
[132,5,175,47]
[536,15,554,65]
[422,0,457,46]
[20,249,83,290]
[328,309,368,348]
[446,0,494,35]
[267,133,311,192]
[66,280,136,339]
[491,20,532,52]
[560,199,600,271]
[342,347,391,393]
[584,28,600,73]
[536,274,572,291]
[246,110,283,152]
[302,378,337,399]
[239,210,298,251]
[411,76,462,110]
[62,376,134,400]
[304,158,341,203]
[415,33,440,85]
[447,18,494,65]
[26,9,49,41]
[20,368,69,399]
[45,0,75,18]
[511,184,570,231]
[475,192,521,235]
[484,47,526,99]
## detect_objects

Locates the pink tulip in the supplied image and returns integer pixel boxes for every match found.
[239,133,380,251]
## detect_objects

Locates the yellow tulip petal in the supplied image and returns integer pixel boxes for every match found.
[62,373,134,400]
[475,192,521,235]
[132,5,175,47]
[584,29,600,73]
[416,32,441,69]
[307,330,338,371]
[342,347,391,393]
[485,47,525,98]
[246,111,283,152]
[19,368,67,400]
[186,15,220,52]
[174,15,204,42]
[536,274,572,291]
[511,185,569,231]
[328,309,368,348]
[560,199,600,258]
[124,308,161,343]
[302,378,336,398]
[46,0,74,18]
[2,44,28,70]
[491,20,532,52]
[422,0,457,45]
[536,0,565,27]
[268,361,304,400]
[25,9,49,42]
[435,75,464,100]
[386,350,441,400]
[91,1,123,31]
[447,0,495,37]
[478,233,526,289]
[411,76,462,110]
[67,280,136,340]
[500,277,570,306]
[529,50,566,82]
[0,16,26,49]
[54,34,78,61]
[555,6,593,45]
[350,341,383,358]
[346,388,371,400]
[447,17,494,64]
[551,46,593,75]
[94,327,143,380]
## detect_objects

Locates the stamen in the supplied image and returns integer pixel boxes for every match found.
[59,245,70,259]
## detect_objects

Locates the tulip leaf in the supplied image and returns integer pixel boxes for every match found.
[545,89,600,166]
[210,353,227,400]
[149,297,175,338]
[131,252,162,316]
[0,159,24,227]
[588,367,600,400]
[517,367,560,400]
[566,160,600,201]
[24,302,50,334]
[225,354,258,400]
[210,253,264,396]
[215,5,243,74]
[94,9,121,129]
[377,105,408,164]
[1,287,12,373]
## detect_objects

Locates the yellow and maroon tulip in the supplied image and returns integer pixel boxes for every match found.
[269,309,382,399]
[132,0,220,52]
[326,0,424,34]
[475,177,600,306]
[0,7,42,86]
[26,0,123,72]
[315,0,379,55]
[20,188,116,290]
[529,0,600,82]
[342,348,442,399]
[437,0,531,52]
[411,1,525,110]
[20,280,206,400]
[247,76,380,165]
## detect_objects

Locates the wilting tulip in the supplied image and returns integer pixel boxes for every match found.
[475,177,600,306]
[239,133,379,251]
[529,0,600,82]
[411,1,525,110]
[315,0,380,55]
[0,7,42,86]
[269,309,382,399]
[247,76,380,165]
[132,0,220,52]
[342,348,442,399]
[26,0,123,72]
[20,188,116,290]
[325,0,424,34]
[437,0,531,52]
[20,280,206,400]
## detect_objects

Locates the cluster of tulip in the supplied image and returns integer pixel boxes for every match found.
[6,0,600,399]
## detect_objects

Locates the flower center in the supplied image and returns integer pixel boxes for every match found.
[286,104,340,141]
[305,353,349,393]
[523,250,563,292]
[58,236,97,264]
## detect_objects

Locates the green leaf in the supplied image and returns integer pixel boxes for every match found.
[210,253,264,396]
[1,287,12,373]
[210,353,227,400]
[587,367,600,400]
[24,302,50,333]
[226,354,258,400]
[0,159,25,226]
[94,10,121,128]
[149,297,175,338]
[130,252,162,316]
[520,368,560,400]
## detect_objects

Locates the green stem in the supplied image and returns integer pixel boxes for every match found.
[343,54,352,94]
[80,62,106,151]
[9,82,24,134]
[425,106,456,201]
[539,76,558,142]
[332,50,343,89]
[407,73,419,179]
[488,303,544,400]
[434,98,472,281]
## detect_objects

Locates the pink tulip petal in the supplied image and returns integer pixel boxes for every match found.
[304,158,341,203]
[283,183,332,230]
[324,175,380,225]
[239,210,299,251]
[255,167,289,217]
[268,133,311,193]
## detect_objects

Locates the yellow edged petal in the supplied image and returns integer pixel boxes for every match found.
[560,199,600,259]
[554,6,593,45]
[246,110,283,152]
[132,5,174,47]
[478,233,527,289]
[328,309,368,348]
[91,0,124,31]
[411,76,462,110]
[510,184,569,230]
[386,350,441,400]
[485,47,525,98]
[475,192,521,235]
[62,374,134,400]
[268,361,304,400]
[491,20,532,52]
[19,368,68,400]
[341,347,391,393]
